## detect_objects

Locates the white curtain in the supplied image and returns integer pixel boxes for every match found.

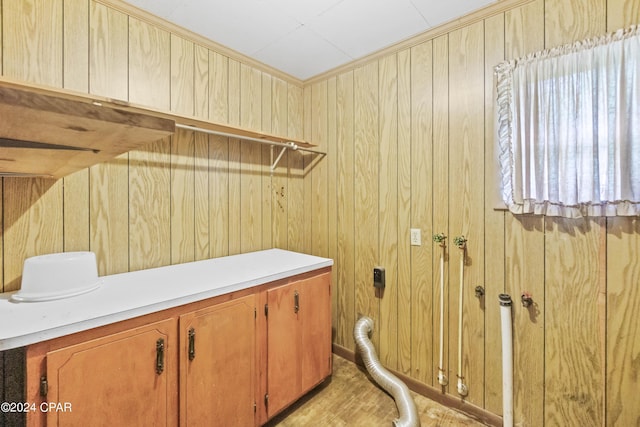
[495,26,640,218]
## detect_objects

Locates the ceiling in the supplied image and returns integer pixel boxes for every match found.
[125,0,497,81]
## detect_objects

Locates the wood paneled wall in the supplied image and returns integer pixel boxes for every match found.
[305,0,640,426]
[0,0,304,287]
[2,0,640,426]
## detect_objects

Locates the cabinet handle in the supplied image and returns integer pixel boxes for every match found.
[188,327,196,361]
[294,290,299,313]
[156,338,165,374]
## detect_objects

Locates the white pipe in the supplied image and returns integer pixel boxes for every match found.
[435,236,448,386]
[499,294,514,427]
[354,317,420,427]
[455,237,468,396]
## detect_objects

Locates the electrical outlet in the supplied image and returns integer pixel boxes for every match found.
[373,267,385,289]
[410,228,422,246]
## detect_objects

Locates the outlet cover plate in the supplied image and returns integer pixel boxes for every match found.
[410,228,421,246]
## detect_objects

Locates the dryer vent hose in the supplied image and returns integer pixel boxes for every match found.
[353,316,420,427]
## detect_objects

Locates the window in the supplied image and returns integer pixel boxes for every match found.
[495,26,640,218]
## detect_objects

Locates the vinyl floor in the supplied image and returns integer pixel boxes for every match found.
[265,354,488,427]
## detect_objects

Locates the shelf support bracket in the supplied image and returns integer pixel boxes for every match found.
[270,145,292,174]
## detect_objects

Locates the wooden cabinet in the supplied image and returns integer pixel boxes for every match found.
[24,267,331,427]
[179,294,257,426]
[265,272,332,418]
[44,319,177,427]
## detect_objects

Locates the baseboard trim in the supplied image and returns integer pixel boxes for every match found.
[332,344,503,427]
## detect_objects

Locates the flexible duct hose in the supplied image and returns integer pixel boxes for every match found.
[353,316,420,427]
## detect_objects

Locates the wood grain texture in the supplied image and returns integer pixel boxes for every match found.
[261,73,273,251]
[62,0,90,253]
[448,22,485,405]
[378,54,399,369]
[170,35,194,116]
[544,218,604,426]
[396,49,412,375]
[194,133,209,261]
[326,76,338,346]
[128,138,171,271]
[410,41,433,384]
[194,46,209,260]
[545,0,606,48]
[128,17,170,109]
[3,0,62,87]
[353,61,379,342]
[431,35,450,389]
[607,0,640,30]
[482,13,506,414]
[302,86,313,255]
[504,3,546,424]
[228,59,241,255]
[89,2,127,100]
[335,71,355,350]
[505,215,545,425]
[240,64,262,253]
[287,85,304,253]
[3,178,63,291]
[505,0,544,60]
[311,81,329,258]
[194,45,209,121]
[171,130,195,264]
[607,218,640,427]
[271,77,289,250]
[63,0,88,92]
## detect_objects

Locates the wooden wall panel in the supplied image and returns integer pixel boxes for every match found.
[504,2,546,425]
[170,35,194,116]
[194,45,209,121]
[302,87,313,255]
[128,18,171,271]
[208,52,229,259]
[396,49,412,375]
[544,219,604,426]
[607,0,640,30]
[607,218,640,427]
[545,0,606,48]
[311,81,329,259]
[271,77,289,250]
[409,41,433,384]
[228,59,241,255]
[431,35,450,388]
[353,61,379,343]
[378,54,398,369]
[327,76,338,342]
[2,0,64,292]
[62,0,90,253]
[3,179,63,291]
[171,130,195,265]
[89,2,127,100]
[194,46,209,261]
[483,13,506,414]
[3,0,62,87]
[335,71,355,350]
[261,73,272,251]
[240,64,262,253]
[287,85,304,253]
[448,22,485,404]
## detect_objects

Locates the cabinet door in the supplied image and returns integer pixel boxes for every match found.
[300,272,332,392]
[266,282,301,417]
[46,318,177,427]
[180,294,256,427]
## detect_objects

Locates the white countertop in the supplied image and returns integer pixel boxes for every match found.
[0,249,332,351]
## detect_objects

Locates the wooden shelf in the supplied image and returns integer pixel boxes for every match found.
[0,78,175,179]
[0,77,317,179]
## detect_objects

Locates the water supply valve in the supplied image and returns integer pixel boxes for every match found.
[474,286,485,298]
